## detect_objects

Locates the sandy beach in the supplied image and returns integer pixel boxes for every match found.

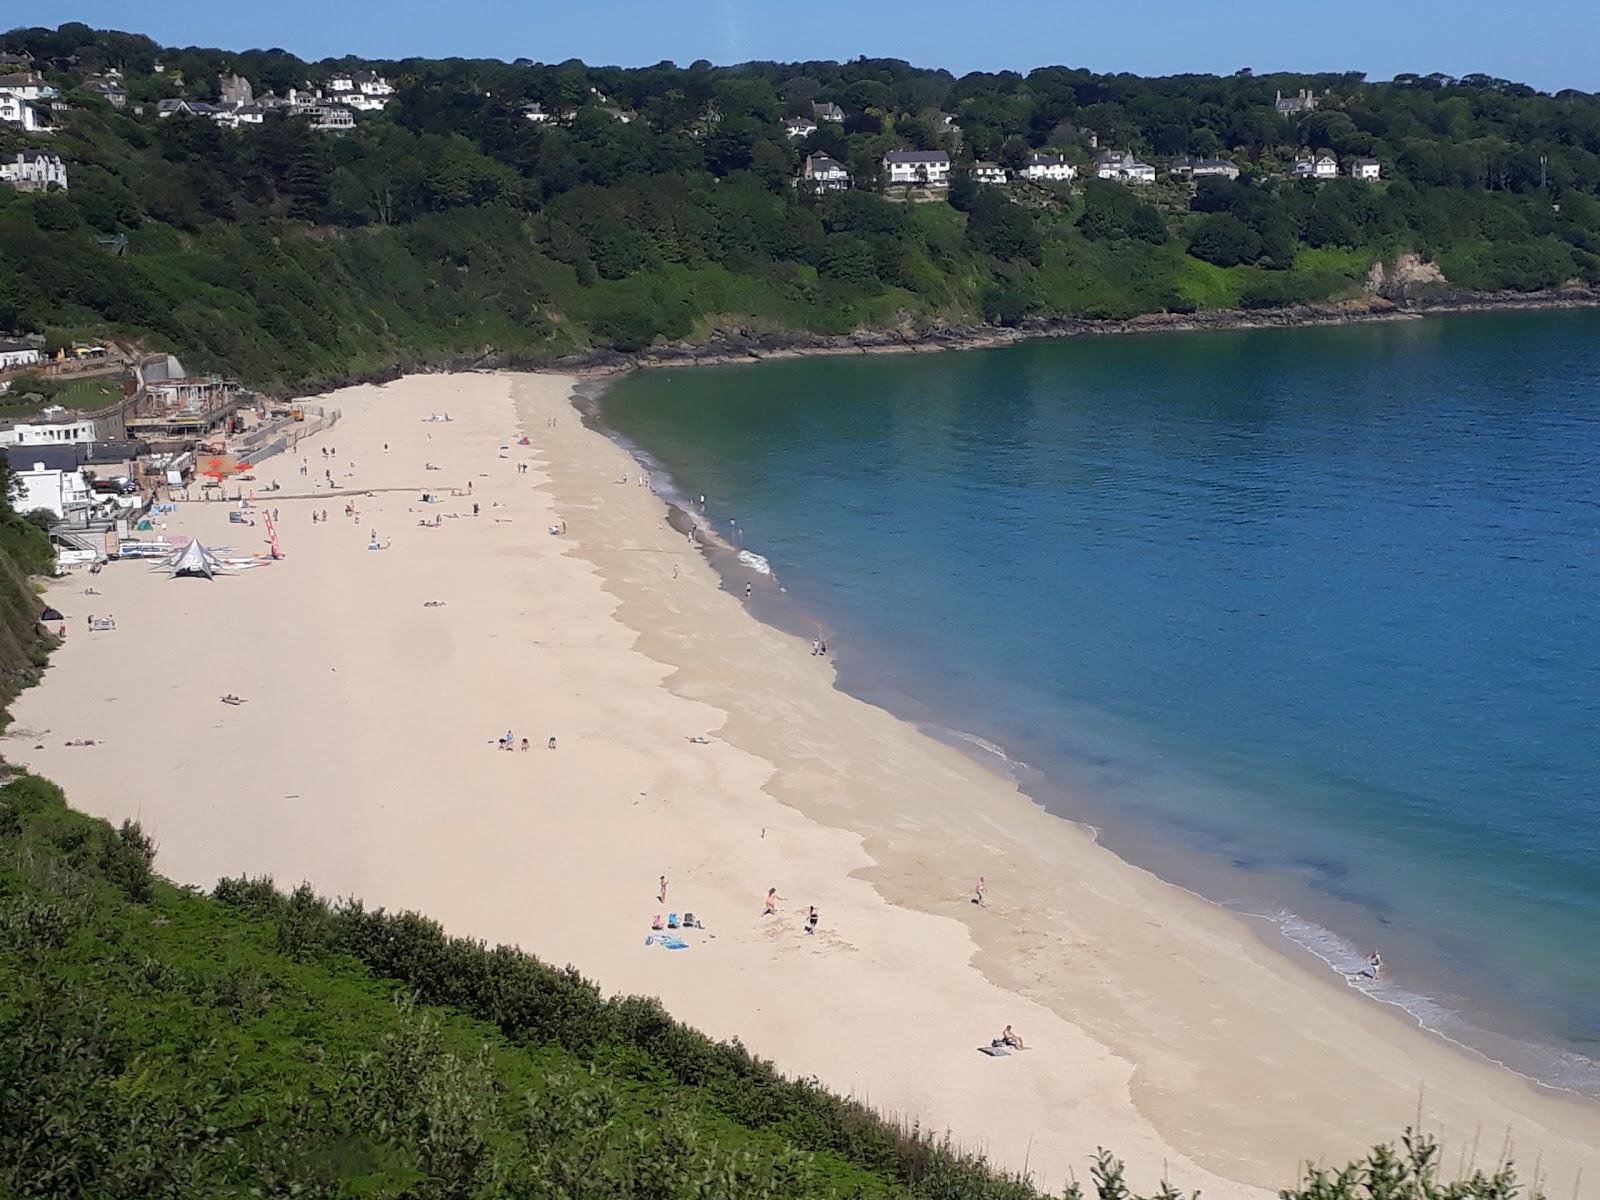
[9,370,1598,1198]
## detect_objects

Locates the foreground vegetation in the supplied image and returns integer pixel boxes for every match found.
[3,25,1600,387]
[0,772,1546,1199]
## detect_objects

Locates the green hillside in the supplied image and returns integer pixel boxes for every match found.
[0,773,1540,1199]
[2,25,1600,388]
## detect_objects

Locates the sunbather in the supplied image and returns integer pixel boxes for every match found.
[999,1025,1025,1050]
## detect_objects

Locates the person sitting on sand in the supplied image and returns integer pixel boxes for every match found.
[547,736,557,750]
[1000,1025,1025,1050]
[1360,951,1382,981]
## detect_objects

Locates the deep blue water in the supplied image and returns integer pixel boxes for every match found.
[599,310,1600,1091]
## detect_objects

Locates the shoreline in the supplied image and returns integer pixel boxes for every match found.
[268,286,1600,399]
[8,372,1599,1198]
[584,370,1600,1101]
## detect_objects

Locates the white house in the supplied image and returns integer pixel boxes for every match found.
[1294,154,1339,179]
[0,412,99,446]
[1167,156,1240,181]
[0,340,41,370]
[304,103,356,132]
[1021,152,1076,182]
[0,150,67,192]
[883,149,951,187]
[802,153,851,193]
[0,72,55,103]
[0,91,41,131]
[1275,88,1318,117]
[522,102,550,123]
[1351,157,1381,181]
[1094,149,1156,184]
[812,101,844,123]
[156,98,193,118]
[783,117,817,139]
[12,462,91,519]
[972,161,1008,185]
[328,71,394,112]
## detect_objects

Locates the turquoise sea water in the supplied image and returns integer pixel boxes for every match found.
[599,310,1600,1092]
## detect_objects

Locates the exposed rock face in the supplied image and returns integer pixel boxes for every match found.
[1367,253,1449,302]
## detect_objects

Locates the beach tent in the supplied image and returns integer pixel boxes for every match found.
[39,606,64,622]
[166,540,225,579]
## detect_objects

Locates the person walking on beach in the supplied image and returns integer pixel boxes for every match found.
[804,905,819,935]
[745,582,753,603]
[658,875,669,903]
[974,876,986,907]
[764,887,779,916]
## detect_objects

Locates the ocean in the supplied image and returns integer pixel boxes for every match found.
[597,309,1600,1094]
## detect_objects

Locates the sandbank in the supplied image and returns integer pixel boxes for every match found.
[9,371,1597,1198]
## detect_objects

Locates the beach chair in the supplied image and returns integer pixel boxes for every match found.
[667,913,680,929]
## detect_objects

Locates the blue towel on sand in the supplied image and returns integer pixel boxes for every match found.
[645,934,689,950]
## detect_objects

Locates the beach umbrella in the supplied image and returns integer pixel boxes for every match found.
[39,606,64,622]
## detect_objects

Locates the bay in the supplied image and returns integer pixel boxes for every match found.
[599,309,1600,1091]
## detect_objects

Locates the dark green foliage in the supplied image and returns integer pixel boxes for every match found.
[5,23,1600,375]
[0,774,1546,1200]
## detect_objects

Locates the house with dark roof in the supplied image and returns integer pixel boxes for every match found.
[82,78,127,107]
[801,152,851,193]
[1167,157,1240,181]
[812,101,844,123]
[1021,152,1076,182]
[0,149,67,192]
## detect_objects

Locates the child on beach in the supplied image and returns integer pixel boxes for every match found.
[764,887,779,916]
[804,906,819,935]
[974,876,986,907]
[659,875,669,902]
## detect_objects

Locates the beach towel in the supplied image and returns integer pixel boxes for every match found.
[645,934,689,950]
[978,1045,1010,1057]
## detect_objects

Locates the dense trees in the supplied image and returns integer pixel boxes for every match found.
[2,23,1600,384]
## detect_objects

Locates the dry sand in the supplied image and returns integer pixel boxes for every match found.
[10,371,1598,1199]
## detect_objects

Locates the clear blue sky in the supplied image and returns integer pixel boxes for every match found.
[28,0,1600,92]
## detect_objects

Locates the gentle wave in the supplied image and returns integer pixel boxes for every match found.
[737,550,773,575]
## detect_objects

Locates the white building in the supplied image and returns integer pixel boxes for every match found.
[1021,152,1076,182]
[0,340,41,370]
[802,153,851,193]
[327,71,394,113]
[0,412,99,446]
[522,102,550,123]
[783,117,817,139]
[0,91,42,131]
[0,150,67,192]
[1094,150,1156,184]
[1167,157,1240,181]
[971,161,1008,185]
[304,103,356,132]
[1294,154,1339,180]
[812,101,844,123]
[12,462,91,519]
[82,78,127,107]
[1351,157,1381,181]
[0,72,55,103]
[883,149,951,187]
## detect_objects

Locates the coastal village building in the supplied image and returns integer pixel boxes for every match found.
[812,101,844,123]
[0,339,42,370]
[303,102,356,132]
[10,457,92,520]
[971,161,1008,185]
[801,152,851,193]
[1275,88,1319,117]
[326,70,394,112]
[1021,152,1076,182]
[521,102,550,122]
[218,73,253,105]
[0,150,68,192]
[783,116,817,139]
[0,90,42,131]
[939,113,963,140]
[1351,157,1381,181]
[1293,153,1339,180]
[81,78,127,107]
[0,72,55,103]
[883,149,951,187]
[0,410,100,447]
[1094,149,1156,184]
[1166,156,1240,181]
